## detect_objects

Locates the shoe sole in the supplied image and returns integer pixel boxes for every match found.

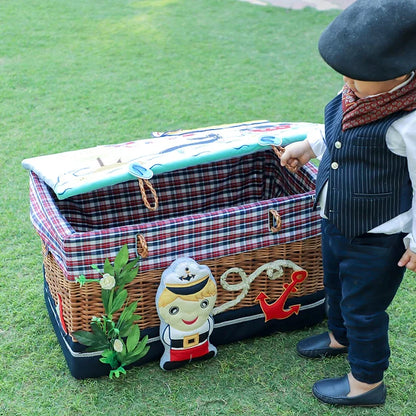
[313,393,385,407]
[297,348,348,359]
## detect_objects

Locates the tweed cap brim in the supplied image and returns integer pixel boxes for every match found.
[318,0,416,81]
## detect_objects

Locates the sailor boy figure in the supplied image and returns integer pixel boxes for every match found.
[156,258,217,370]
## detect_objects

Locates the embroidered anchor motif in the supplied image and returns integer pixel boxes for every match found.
[180,267,196,282]
[255,269,307,321]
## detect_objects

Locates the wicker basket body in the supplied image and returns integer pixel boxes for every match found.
[43,235,323,334]
[31,148,324,348]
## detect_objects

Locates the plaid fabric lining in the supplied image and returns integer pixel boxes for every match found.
[30,150,320,281]
[53,151,300,231]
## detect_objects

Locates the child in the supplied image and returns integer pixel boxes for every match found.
[279,0,416,407]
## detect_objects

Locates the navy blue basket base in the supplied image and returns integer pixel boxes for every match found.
[44,275,325,379]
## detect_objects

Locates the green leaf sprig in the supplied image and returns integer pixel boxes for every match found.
[73,245,149,378]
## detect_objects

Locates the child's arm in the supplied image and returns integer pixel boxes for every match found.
[398,248,416,272]
[279,139,317,173]
[388,113,416,273]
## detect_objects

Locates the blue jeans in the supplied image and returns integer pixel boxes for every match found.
[321,219,406,383]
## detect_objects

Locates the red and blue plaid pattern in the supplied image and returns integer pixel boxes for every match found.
[30,150,320,281]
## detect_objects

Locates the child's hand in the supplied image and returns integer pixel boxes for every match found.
[398,248,416,272]
[279,140,316,173]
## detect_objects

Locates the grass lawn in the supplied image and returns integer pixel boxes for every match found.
[1,0,415,415]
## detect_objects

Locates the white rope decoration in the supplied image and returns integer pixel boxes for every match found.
[213,259,303,315]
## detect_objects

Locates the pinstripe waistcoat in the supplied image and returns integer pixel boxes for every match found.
[315,94,412,239]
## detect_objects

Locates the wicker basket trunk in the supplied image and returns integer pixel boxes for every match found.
[30,146,324,378]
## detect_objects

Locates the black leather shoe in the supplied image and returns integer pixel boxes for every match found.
[296,332,348,358]
[312,375,386,407]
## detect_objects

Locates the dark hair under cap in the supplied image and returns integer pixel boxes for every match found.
[318,0,416,81]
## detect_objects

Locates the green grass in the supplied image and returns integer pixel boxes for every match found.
[1,0,415,415]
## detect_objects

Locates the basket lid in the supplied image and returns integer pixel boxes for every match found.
[22,120,322,200]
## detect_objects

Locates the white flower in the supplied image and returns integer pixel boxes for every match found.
[100,273,116,290]
[113,338,124,353]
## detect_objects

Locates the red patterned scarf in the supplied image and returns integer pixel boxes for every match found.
[341,75,416,131]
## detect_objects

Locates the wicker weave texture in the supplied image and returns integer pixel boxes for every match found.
[43,235,323,336]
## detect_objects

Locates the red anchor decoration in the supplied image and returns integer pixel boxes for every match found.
[255,269,308,321]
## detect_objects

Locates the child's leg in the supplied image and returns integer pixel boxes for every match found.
[324,222,406,384]
[321,219,349,347]
[339,231,405,383]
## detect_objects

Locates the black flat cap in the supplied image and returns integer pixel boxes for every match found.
[318,0,416,81]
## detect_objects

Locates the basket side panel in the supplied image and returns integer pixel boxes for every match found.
[43,235,323,335]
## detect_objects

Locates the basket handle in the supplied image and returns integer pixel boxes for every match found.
[138,178,159,211]
[136,234,149,258]
[271,145,285,158]
[268,209,282,233]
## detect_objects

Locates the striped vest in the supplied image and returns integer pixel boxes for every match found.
[315,94,412,238]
